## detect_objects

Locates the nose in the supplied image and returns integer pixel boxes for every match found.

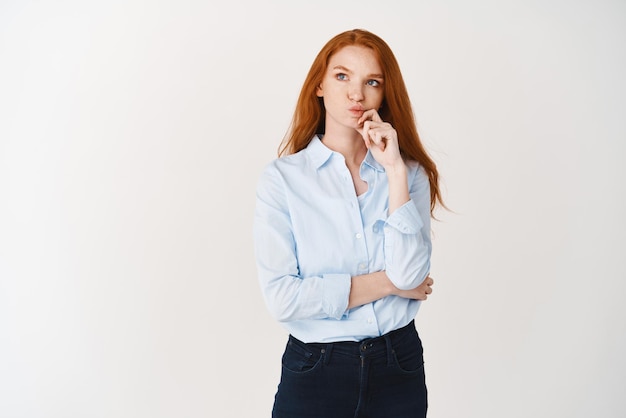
[348,84,364,102]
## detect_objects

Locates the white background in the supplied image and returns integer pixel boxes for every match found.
[1,1,625,417]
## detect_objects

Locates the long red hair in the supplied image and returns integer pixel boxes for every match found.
[279,29,444,216]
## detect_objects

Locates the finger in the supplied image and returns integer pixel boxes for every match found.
[368,129,386,148]
[359,122,372,148]
[363,123,387,149]
[366,125,396,142]
[367,127,394,146]
[358,108,383,125]
[361,120,390,131]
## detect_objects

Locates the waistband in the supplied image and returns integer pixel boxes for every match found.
[288,320,417,364]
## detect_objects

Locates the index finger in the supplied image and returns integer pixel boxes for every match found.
[358,108,383,125]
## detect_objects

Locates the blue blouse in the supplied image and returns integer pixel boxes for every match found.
[254,136,432,343]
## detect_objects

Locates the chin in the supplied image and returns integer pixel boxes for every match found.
[345,117,361,128]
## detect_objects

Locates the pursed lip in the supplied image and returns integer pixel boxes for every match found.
[348,104,364,116]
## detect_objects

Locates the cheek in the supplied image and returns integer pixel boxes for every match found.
[371,92,384,109]
[320,85,343,102]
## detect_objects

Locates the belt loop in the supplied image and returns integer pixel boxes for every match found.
[384,334,394,366]
[323,343,334,365]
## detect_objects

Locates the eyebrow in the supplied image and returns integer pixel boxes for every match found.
[332,65,384,79]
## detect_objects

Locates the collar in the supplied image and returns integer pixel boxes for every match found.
[306,135,385,173]
[306,135,335,169]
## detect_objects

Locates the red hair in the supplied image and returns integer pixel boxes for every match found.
[279,29,445,216]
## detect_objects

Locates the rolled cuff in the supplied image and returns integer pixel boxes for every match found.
[384,200,424,234]
[321,273,352,320]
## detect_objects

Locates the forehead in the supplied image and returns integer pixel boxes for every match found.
[327,45,382,74]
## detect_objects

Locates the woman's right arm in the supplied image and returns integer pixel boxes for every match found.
[254,164,353,322]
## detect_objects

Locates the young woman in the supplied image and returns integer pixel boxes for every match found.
[254,29,444,418]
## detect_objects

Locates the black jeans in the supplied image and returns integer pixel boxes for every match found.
[272,320,427,418]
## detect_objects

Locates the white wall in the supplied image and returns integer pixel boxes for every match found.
[1,1,624,417]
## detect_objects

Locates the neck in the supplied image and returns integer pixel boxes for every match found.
[321,127,367,167]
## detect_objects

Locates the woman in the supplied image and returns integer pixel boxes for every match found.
[254,29,444,418]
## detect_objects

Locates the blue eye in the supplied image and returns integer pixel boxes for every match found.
[336,73,348,81]
[367,79,380,87]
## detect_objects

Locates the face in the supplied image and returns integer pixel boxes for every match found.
[316,45,384,132]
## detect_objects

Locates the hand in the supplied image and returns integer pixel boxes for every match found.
[356,109,402,169]
[393,275,434,301]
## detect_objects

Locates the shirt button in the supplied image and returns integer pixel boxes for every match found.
[358,263,367,270]
[367,318,373,324]
[355,233,362,239]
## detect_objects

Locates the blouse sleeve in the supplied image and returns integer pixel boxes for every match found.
[253,163,351,322]
[382,164,432,290]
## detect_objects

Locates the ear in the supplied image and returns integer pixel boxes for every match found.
[316,84,323,97]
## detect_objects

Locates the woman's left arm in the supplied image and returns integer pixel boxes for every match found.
[383,165,432,290]
[358,110,432,291]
